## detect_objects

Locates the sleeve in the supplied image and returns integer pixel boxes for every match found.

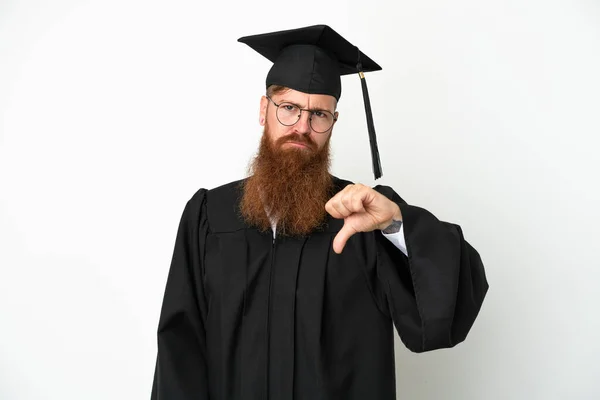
[151,189,210,399]
[373,184,489,353]
[381,223,408,256]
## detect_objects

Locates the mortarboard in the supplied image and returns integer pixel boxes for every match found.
[238,24,384,180]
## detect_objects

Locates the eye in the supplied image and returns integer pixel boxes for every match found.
[313,110,328,119]
[280,103,299,113]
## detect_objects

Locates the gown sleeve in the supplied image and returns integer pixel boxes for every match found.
[151,188,210,399]
[373,184,489,353]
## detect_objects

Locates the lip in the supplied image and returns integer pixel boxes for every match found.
[284,141,311,149]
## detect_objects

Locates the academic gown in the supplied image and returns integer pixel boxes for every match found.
[151,176,488,400]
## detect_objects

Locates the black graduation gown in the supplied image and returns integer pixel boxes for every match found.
[151,176,488,400]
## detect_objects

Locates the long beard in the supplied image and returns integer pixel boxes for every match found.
[240,124,334,237]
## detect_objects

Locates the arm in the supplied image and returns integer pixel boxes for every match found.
[151,189,209,399]
[374,185,488,352]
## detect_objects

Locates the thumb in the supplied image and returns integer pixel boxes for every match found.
[333,222,357,254]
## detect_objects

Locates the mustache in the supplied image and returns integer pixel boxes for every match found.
[275,134,317,151]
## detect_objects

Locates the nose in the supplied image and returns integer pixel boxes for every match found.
[293,110,312,135]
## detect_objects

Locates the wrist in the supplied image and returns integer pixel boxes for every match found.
[391,204,402,221]
[380,204,403,232]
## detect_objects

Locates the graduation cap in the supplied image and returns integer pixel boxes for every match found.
[238,24,384,180]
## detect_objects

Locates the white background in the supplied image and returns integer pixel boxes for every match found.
[1,0,599,399]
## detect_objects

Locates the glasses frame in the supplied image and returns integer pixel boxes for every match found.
[266,95,337,134]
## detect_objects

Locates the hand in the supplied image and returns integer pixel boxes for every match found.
[325,184,402,254]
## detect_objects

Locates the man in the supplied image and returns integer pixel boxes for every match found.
[151,25,488,400]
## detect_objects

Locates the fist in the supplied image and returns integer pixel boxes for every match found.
[325,184,402,254]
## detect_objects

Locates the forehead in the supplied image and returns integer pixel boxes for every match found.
[274,88,337,110]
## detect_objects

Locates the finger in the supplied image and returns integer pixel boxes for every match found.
[332,198,353,218]
[325,200,339,218]
[326,184,364,218]
[326,196,353,219]
[333,223,357,254]
[341,189,366,214]
[325,189,347,218]
[325,198,345,218]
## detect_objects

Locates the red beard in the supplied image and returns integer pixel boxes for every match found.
[240,125,334,237]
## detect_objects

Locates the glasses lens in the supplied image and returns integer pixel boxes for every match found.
[310,110,335,133]
[276,103,301,126]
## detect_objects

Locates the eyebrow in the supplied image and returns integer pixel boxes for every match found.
[279,99,334,113]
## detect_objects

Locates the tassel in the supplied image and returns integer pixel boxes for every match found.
[356,60,383,180]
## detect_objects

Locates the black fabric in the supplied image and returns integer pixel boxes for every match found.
[151,176,489,400]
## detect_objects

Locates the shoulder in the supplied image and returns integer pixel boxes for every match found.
[207,179,246,199]
[331,175,354,193]
[178,179,246,232]
[196,178,247,233]
[205,178,245,209]
[185,179,246,205]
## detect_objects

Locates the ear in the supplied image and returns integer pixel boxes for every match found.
[328,111,339,139]
[332,111,340,130]
[259,96,268,126]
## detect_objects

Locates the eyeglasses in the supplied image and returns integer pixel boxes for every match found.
[266,95,337,133]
